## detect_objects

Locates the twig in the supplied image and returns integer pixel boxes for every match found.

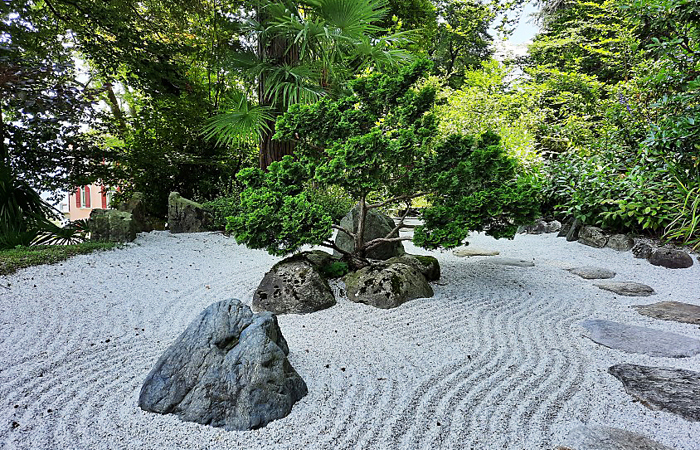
[366,192,427,210]
[332,224,354,239]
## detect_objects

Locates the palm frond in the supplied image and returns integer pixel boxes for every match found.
[202,93,275,148]
[305,0,388,36]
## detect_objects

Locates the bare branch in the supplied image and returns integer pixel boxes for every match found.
[332,224,354,239]
[366,192,427,210]
[364,235,413,252]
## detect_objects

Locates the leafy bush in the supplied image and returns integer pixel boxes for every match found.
[319,261,350,279]
[227,60,539,266]
[204,190,243,231]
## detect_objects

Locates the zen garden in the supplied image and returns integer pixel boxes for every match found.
[2,0,700,449]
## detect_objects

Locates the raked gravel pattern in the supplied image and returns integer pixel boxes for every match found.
[1,231,699,449]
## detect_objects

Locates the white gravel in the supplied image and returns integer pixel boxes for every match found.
[1,231,699,449]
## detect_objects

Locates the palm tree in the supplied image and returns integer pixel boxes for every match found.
[203,0,413,169]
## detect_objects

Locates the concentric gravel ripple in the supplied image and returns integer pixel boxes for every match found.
[1,231,699,449]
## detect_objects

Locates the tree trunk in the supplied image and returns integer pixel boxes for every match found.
[257,4,299,170]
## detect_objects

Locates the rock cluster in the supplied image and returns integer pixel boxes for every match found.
[139,298,307,431]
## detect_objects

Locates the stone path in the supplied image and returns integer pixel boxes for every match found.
[482,257,535,267]
[452,248,500,257]
[608,364,700,422]
[557,425,674,450]
[633,301,700,325]
[568,267,616,280]
[580,319,700,358]
[593,281,656,297]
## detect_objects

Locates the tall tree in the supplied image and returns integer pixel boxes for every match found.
[204,0,413,169]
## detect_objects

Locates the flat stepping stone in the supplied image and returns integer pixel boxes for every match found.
[580,319,700,357]
[453,248,500,257]
[483,257,534,267]
[568,266,616,279]
[633,301,700,325]
[608,364,700,422]
[557,425,673,450]
[594,281,655,296]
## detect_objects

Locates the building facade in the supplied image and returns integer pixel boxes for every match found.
[66,184,112,221]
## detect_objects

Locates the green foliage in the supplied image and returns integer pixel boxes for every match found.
[415,132,540,248]
[319,261,350,278]
[204,191,243,231]
[664,178,700,250]
[0,242,118,276]
[230,60,538,262]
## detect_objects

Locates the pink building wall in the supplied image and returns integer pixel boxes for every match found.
[67,184,111,221]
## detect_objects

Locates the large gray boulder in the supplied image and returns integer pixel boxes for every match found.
[578,226,608,248]
[168,192,213,233]
[335,205,405,260]
[89,209,137,243]
[608,364,700,422]
[139,299,307,430]
[253,255,336,315]
[648,248,694,269]
[344,262,433,309]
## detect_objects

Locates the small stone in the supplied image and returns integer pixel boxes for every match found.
[594,281,655,297]
[608,364,700,422]
[453,248,500,257]
[648,248,694,269]
[578,226,608,248]
[633,301,700,325]
[545,220,561,233]
[632,242,653,259]
[580,319,700,357]
[606,234,635,251]
[484,257,535,267]
[568,267,616,280]
[559,425,673,450]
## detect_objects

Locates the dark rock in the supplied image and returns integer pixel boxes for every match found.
[559,425,673,450]
[335,205,405,260]
[566,219,583,242]
[578,226,608,248]
[648,248,694,269]
[632,242,653,259]
[387,254,440,282]
[568,267,616,280]
[484,257,535,267]
[521,219,547,234]
[594,281,655,297]
[89,209,137,243]
[608,364,700,422]
[139,299,307,430]
[633,301,700,325]
[168,192,213,233]
[557,219,572,238]
[344,262,433,309]
[117,192,153,232]
[606,234,635,252]
[253,257,336,315]
[580,319,700,357]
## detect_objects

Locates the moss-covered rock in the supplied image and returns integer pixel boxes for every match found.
[344,262,433,309]
[335,205,405,260]
[168,192,213,233]
[89,209,137,243]
[387,254,440,282]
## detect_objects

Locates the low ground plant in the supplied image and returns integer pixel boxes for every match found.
[0,242,118,276]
